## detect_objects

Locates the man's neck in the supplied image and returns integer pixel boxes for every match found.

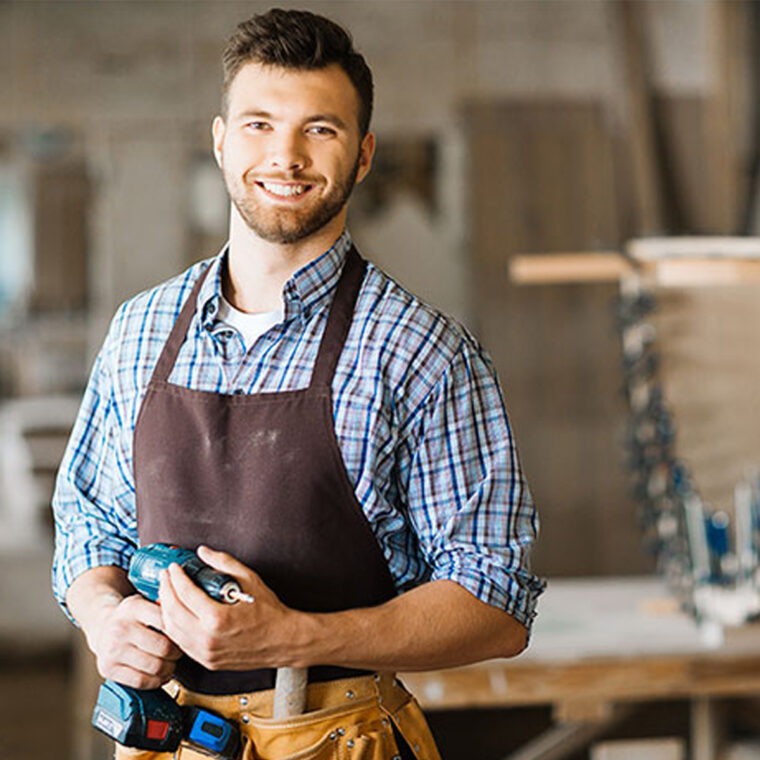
[223,207,346,314]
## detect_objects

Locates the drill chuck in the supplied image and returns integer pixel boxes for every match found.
[219,579,255,604]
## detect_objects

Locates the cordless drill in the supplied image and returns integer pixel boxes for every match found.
[91,543,253,757]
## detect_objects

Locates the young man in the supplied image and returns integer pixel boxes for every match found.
[53,9,544,759]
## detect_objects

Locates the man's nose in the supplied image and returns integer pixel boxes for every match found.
[269,132,310,172]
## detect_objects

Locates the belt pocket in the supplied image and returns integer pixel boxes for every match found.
[346,716,400,760]
[247,731,337,760]
[248,719,398,760]
[246,704,398,760]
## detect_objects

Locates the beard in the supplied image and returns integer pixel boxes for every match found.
[222,152,361,245]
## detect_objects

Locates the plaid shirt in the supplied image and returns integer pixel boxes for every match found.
[52,232,545,630]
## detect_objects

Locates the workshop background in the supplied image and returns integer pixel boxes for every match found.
[2,1,760,759]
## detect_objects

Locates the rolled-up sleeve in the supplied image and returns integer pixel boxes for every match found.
[52,317,138,622]
[400,338,545,633]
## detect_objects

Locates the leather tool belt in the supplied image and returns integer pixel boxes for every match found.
[113,672,441,760]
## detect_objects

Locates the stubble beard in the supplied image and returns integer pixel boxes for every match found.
[224,152,361,245]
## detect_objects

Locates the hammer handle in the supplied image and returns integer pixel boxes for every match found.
[272,666,308,718]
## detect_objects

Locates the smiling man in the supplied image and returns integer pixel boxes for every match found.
[52,9,544,760]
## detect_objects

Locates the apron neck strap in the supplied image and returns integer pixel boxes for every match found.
[151,264,212,384]
[310,245,366,390]
[150,245,365,388]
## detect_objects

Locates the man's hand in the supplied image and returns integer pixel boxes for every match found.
[89,594,183,688]
[158,545,305,671]
[67,566,183,689]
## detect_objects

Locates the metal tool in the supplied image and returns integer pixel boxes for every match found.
[98,544,308,738]
[92,543,259,755]
[128,543,255,604]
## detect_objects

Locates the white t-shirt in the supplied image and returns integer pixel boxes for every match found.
[217,295,282,351]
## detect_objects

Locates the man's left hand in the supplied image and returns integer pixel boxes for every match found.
[158,545,304,671]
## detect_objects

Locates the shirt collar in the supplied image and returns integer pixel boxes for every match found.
[197,231,353,329]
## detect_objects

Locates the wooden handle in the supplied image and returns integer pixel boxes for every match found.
[272,667,308,718]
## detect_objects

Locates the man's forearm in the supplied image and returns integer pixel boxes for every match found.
[290,579,528,672]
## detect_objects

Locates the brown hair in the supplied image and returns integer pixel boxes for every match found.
[222,8,373,135]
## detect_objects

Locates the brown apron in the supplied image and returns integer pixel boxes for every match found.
[129,247,441,759]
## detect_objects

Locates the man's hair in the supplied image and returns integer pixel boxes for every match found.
[222,8,373,135]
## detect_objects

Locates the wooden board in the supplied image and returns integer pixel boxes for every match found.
[465,100,649,577]
[31,158,89,312]
[509,244,760,287]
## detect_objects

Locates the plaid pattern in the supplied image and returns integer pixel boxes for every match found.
[52,232,545,630]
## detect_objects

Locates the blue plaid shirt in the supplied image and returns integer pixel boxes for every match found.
[52,231,545,631]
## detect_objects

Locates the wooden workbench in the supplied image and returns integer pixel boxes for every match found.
[401,577,760,760]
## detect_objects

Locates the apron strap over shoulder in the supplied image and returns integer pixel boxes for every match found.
[310,246,367,391]
[151,265,213,385]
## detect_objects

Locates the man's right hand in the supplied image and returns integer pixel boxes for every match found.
[89,593,182,688]
[66,566,182,689]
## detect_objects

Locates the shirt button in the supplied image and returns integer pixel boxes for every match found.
[233,389,245,395]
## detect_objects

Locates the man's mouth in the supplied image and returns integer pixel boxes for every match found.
[256,181,313,198]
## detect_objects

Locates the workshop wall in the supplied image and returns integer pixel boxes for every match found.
[5,3,760,760]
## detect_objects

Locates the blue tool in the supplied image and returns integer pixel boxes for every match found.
[128,543,254,604]
[91,544,249,757]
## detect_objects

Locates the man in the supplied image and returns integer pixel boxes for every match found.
[53,9,544,759]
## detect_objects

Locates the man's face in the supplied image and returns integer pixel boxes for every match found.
[213,62,374,245]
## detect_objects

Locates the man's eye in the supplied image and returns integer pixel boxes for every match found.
[246,122,270,131]
[307,126,336,136]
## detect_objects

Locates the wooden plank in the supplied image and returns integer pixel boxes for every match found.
[653,96,736,234]
[508,250,760,287]
[627,237,760,260]
[466,100,646,578]
[650,258,760,286]
[509,253,633,284]
[613,0,665,234]
[31,158,89,312]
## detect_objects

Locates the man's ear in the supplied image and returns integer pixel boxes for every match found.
[211,116,225,168]
[355,132,376,185]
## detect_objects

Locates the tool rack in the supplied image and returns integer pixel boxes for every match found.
[510,237,760,634]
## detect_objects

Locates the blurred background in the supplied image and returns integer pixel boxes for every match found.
[2,1,760,759]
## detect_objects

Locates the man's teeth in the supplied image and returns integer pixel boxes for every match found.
[261,182,307,197]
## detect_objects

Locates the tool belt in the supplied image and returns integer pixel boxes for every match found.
[113,672,441,760]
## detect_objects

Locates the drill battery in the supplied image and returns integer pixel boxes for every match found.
[93,680,241,758]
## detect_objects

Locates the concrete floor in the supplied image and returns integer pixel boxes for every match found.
[0,655,72,760]
[0,541,76,758]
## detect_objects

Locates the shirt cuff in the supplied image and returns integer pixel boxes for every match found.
[429,552,546,637]
[53,544,134,625]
